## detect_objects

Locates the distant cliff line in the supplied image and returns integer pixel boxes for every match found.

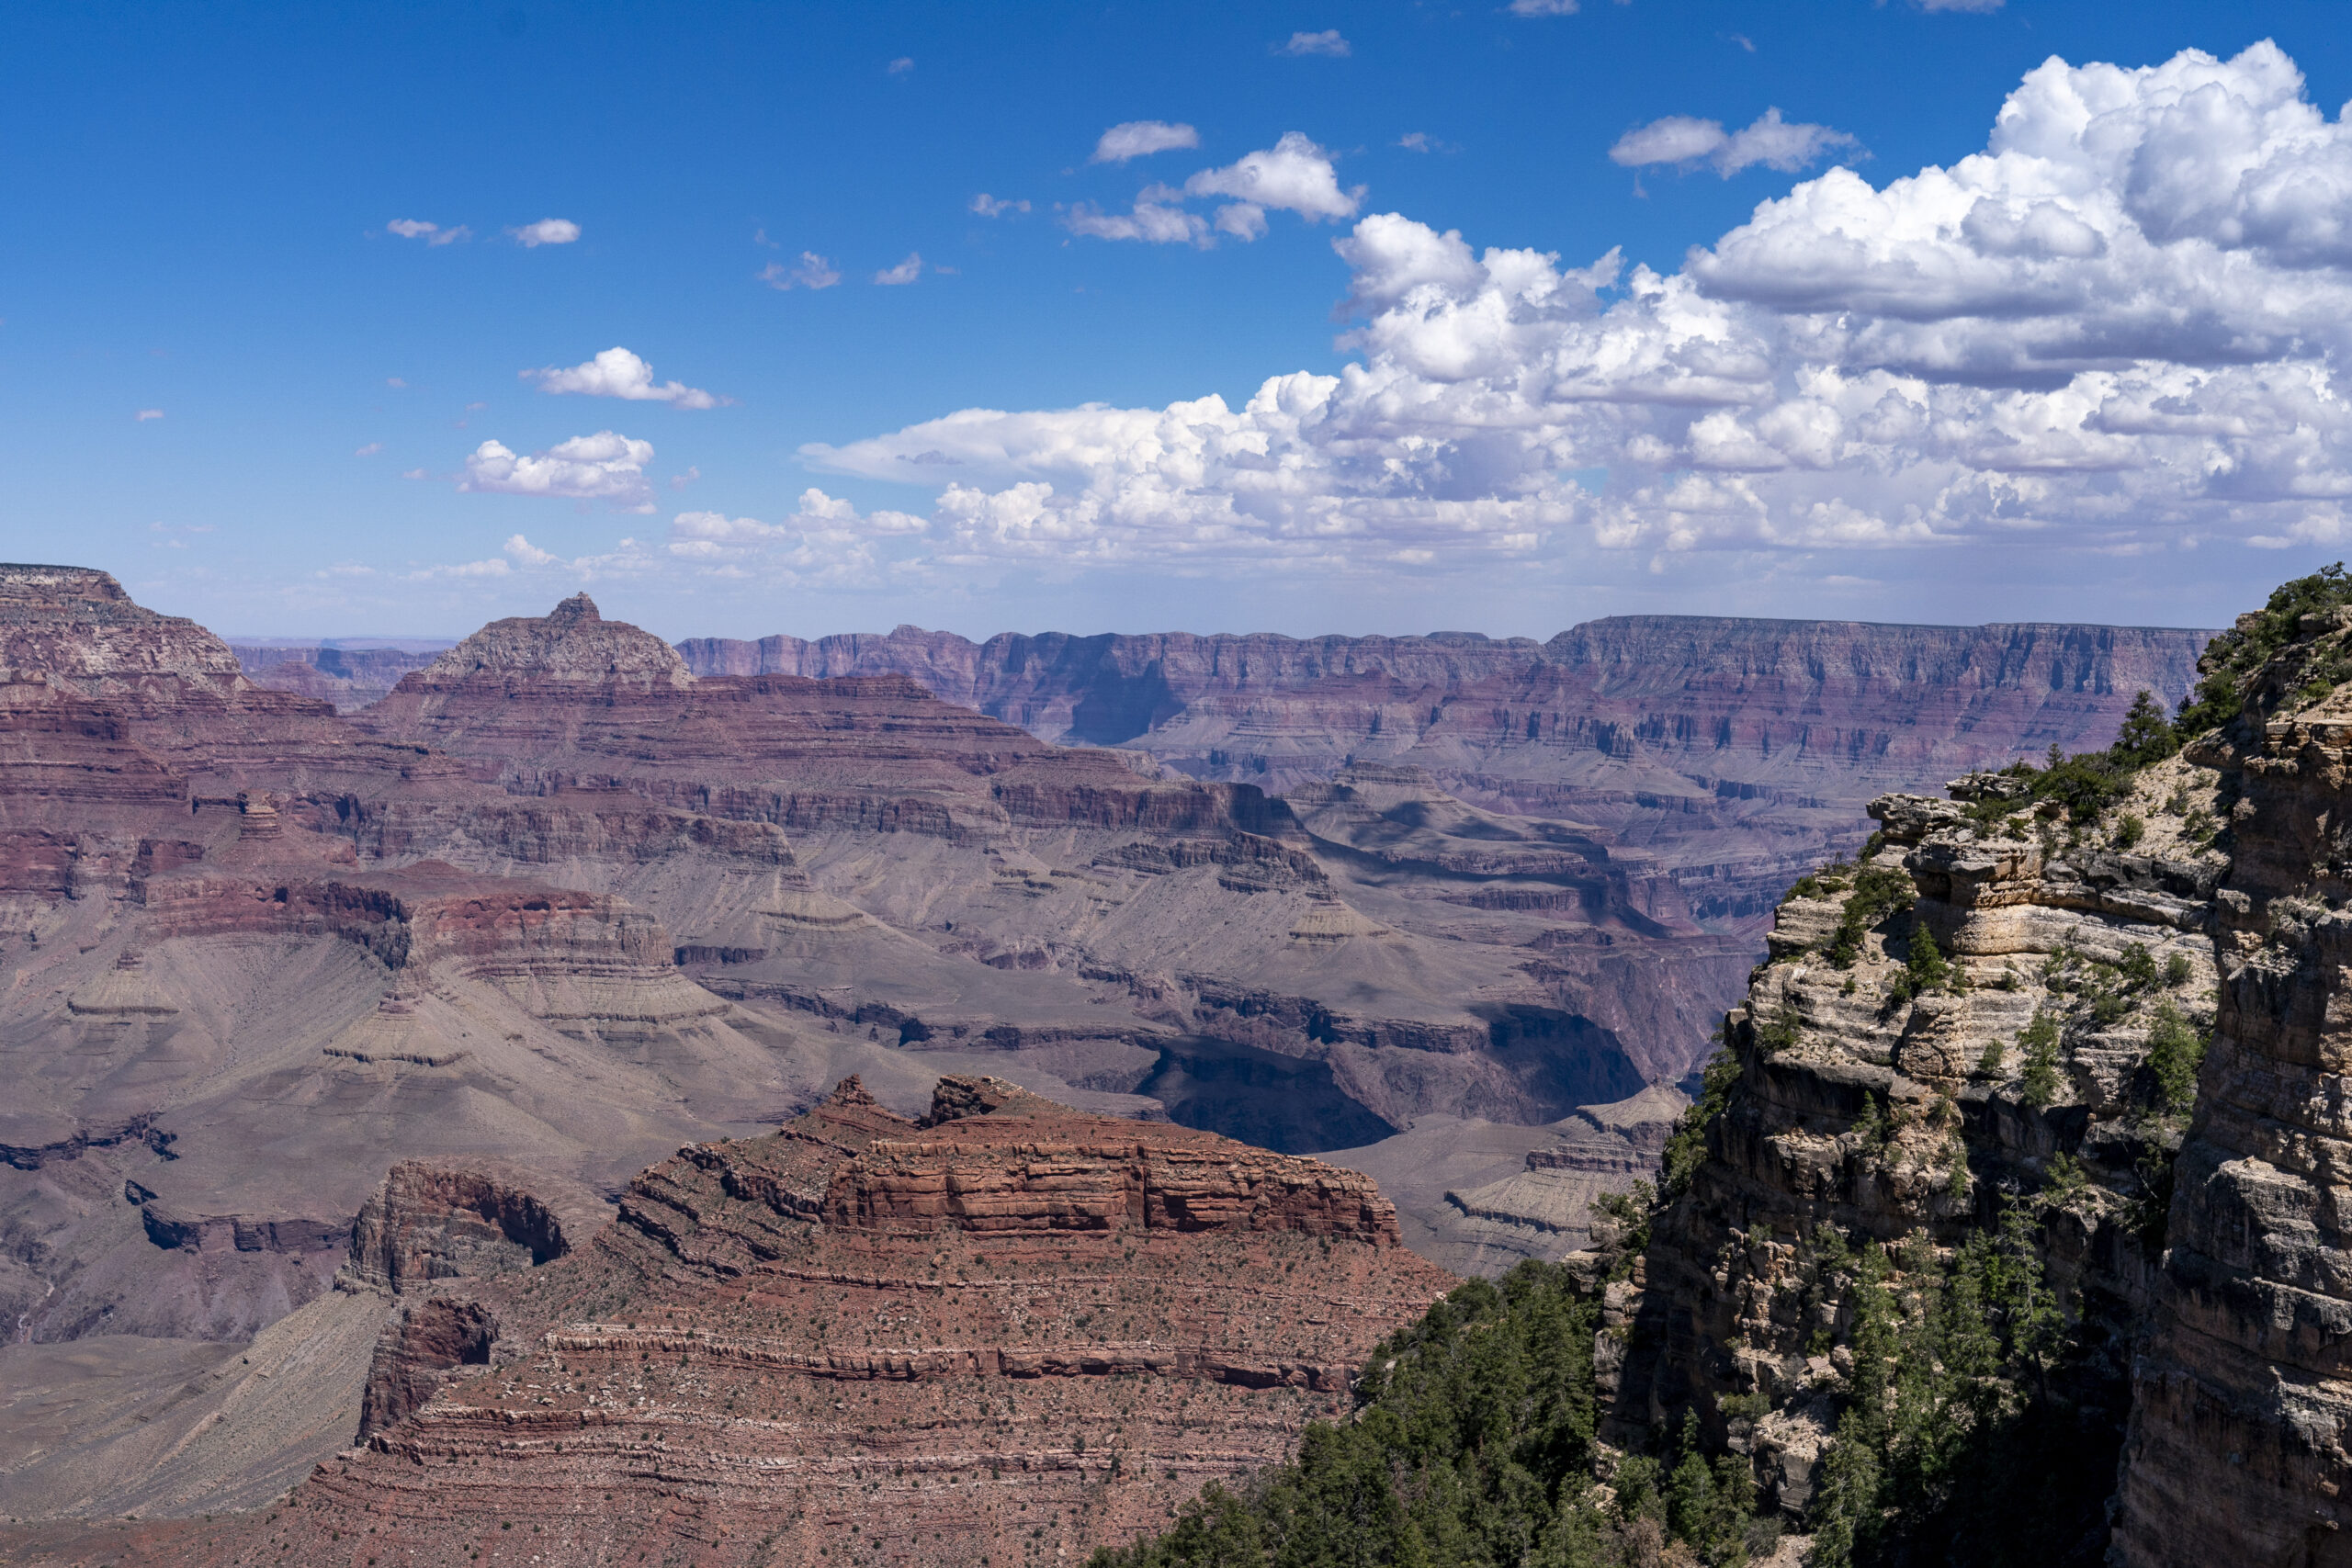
[674,615,2214,748]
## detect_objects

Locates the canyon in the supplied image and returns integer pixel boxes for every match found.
[0,561,2248,1566]
[674,618,2211,931]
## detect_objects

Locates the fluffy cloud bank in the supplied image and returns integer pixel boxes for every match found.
[797,44,2352,575]
[659,491,925,586]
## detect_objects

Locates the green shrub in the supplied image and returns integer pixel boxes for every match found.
[1976,1034,2006,1078]
[2144,1000,2207,1114]
[1828,867,1917,969]
[2115,813,2145,849]
[1089,1260,1628,1568]
[2176,562,2352,736]
[2019,1012,2063,1107]
[2164,953,2192,987]
[2110,690,2179,768]
[1756,1002,1802,1056]
[1663,1046,1743,1196]
[1906,921,1951,991]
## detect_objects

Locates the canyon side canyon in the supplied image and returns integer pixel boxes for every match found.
[0,561,2246,1565]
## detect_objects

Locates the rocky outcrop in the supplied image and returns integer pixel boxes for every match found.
[1610,753,2227,1542]
[346,1158,600,1292]
[101,1077,1455,1568]
[0,565,247,694]
[413,591,690,686]
[357,1297,498,1436]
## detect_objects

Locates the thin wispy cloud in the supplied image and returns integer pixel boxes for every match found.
[759,252,842,290]
[969,194,1030,218]
[887,56,913,74]
[525,347,723,409]
[1507,0,1580,15]
[387,219,469,246]
[1610,107,1859,176]
[874,253,922,285]
[1276,29,1350,57]
[1091,121,1200,164]
[135,409,164,422]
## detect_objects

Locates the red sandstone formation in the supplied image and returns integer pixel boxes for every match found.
[12,1076,1453,1568]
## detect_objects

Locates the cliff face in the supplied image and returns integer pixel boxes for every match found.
[0,1156,594,1523]
[1600,589,2352,1563]
[1609,751,2228,1550]
[2110,614,2352,1568]
[678,617,2211,931]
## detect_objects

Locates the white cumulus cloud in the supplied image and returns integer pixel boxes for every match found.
[459,430,655,509]
[1070,135,1362,247]
[525,347,723,409]
[1184,132,1362,221]
[509,218,581,247]
[969,194,1031,218]
[1611,108,1860,176]
[1067,190,1211,246]
[874,253,923,285]
[790,44,2352,578]
[1092,120,1201,164]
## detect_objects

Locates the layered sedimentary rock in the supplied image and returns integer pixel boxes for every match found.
[680,617,2211,928]
[2110,617,2352,1567]
[0,574,879,1355]
[0,1156,593,1523]
[1609,755,2226,1539]
[1435,1085,1687,1270]
[0,570,1663,1374]
[353,599,1726,1143]
[18,1077,1453,1568]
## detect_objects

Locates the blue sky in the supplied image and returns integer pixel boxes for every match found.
[6,1,2352,641]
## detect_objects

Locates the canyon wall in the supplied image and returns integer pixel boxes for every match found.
[5,1077,1454,1568]
[1603,752,2225,1553]
[677,617,2211,930]
[2109,615,2352,1568]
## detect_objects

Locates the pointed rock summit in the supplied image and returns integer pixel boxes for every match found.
[413,592,691,687]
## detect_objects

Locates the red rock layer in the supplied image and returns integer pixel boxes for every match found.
[74,1077,1455,1568]
[678,618,2212,927]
